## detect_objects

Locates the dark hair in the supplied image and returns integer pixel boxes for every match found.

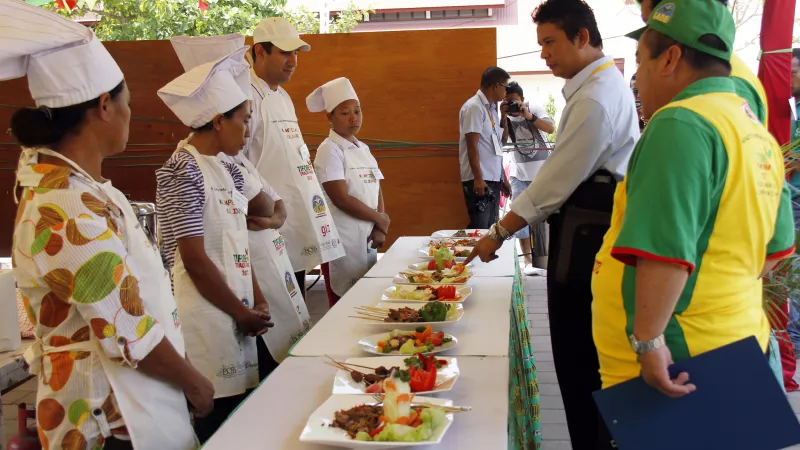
[639,0,729,5]
[480,67,510,89]
[251,42,274,62]
[532,0,603,49]
[644,29,732,74]
[793,48,800,61]
[192,101,248,132]
[506,81,524,98]
[10,81,126,148]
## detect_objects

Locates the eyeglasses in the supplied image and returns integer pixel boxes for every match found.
[497,83,508,89]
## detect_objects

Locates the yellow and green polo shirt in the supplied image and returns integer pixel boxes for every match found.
[730,52,769,126]
[591,77,795,389]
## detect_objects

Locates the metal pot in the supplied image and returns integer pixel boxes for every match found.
[129,201,159,248]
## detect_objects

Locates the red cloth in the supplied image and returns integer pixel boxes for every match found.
[321,263,341,308]
[758,0,798,391]
[758,0,794,146]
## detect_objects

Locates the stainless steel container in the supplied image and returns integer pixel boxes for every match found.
[129,201,159,248]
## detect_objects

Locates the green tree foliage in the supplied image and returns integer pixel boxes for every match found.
[40,0,367,41]
[543,93,557,143]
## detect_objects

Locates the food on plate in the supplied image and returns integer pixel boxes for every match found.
[390,285,461,302]
[343,353,449,394]
[427,247,457,271]
[452,229,484,238]
[329,373,447,442]
[387,302,452,323]
[427,243,471,258]
[377,325,453,354]
[429,238,478,248]
[401,265,471,284]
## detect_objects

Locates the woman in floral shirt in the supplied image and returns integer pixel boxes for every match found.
[4,3,212,449]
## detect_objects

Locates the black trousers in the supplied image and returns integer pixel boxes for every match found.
[546,174,617,450]
[193,338,280,444]
[294,270,306,300]
[193,390,250,444]
[462,180,502,229]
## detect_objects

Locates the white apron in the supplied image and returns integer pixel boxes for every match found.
[171,142,259,399]
[230,154,311,362]
[324,140,382,297]
[21,149,197,450]
[250,73,345,271]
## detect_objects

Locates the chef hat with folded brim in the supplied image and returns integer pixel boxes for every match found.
[0,0,124,108]
[158,47,252,129]
[170,34,246,72]
[306,77,359,113]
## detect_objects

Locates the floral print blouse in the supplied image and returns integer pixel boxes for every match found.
[12,161,164,450]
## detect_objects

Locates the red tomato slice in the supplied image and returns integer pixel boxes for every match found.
[427,260,437,270]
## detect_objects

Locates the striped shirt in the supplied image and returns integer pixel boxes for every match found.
[156,150,249,272]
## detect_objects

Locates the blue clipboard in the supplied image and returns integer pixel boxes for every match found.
[593,336,800,450]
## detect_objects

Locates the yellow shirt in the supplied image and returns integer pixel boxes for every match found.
[591,78,793,388]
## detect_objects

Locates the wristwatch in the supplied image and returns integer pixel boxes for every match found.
[628,334,666,355]
[489,223,513,242]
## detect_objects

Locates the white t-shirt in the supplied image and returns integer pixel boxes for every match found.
[506,102,552,182]
[314,130,372,184]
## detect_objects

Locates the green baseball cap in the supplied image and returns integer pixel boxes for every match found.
[626,0,735,61]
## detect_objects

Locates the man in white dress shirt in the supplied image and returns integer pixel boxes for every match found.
[458,67,512,229]
[466,1,639,447]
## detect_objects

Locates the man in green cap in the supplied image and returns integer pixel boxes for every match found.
[591,0,794,409]
[636,0,769,126]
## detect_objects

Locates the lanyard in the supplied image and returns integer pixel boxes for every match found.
[588,60,615,79]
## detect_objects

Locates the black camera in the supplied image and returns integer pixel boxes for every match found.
[507,100,521,114]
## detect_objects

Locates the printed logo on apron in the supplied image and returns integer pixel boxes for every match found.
[312,194,328,217]
[233,248,251,277]
[273,234,287,256]
[284,272,298,297]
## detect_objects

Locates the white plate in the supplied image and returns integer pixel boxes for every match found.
[358,331,458,355]
[394,272,471,286]
[431,229,488,239]
[382,285,472,303]
[407,262,473,272]
[299,394,454,449]
[356,302,464,327]
[332,356,460,395]
[416,246,472,262]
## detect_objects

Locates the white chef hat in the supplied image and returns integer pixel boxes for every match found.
[306,77,359,113]
[170,34,246,72]
[157,47,252,129]
[0,0,124,108]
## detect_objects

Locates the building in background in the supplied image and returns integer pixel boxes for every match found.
[288,0,773,125]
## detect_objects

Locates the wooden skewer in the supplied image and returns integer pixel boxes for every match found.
[351,311,386,319]
[349,315,385,321]
[339,362,378,371]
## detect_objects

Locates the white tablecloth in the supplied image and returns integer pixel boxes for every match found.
[364,237,515,278]
[290,277,512,357]
[203,356,509,450]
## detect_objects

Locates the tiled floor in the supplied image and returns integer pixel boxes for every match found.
[523,274,800,450]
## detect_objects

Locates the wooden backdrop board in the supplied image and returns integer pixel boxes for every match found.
[0,28,496,256]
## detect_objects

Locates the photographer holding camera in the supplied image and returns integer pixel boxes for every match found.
[500,82,554,276]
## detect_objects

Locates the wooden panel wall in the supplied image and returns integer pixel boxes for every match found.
[0,28,496,256]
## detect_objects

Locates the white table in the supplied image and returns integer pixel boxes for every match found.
[365,236,516,278]
[290,277,512,357]
[203,356,509,450]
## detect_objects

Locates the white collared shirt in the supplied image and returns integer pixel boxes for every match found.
[459,90,504,182]
[314,129,372,183]
[510,56,639,224]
